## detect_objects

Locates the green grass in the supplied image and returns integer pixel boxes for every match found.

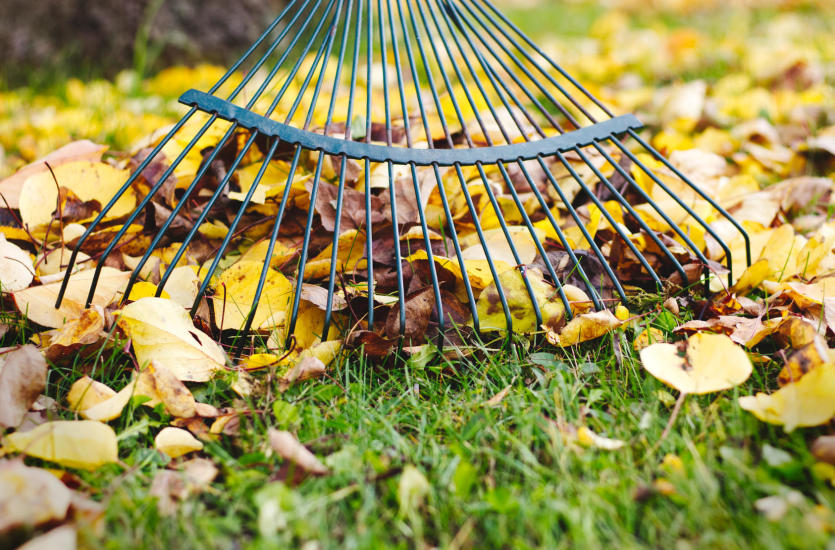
[12,305,829,549]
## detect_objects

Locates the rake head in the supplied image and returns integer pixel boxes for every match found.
[57,0,751,350]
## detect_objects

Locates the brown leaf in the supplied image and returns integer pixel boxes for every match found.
[385,286,434,342]
[268,429,328,476]
[278,356,326,393]
[0,345,47,428]
[811,435,835,465]
[44,306,106,364]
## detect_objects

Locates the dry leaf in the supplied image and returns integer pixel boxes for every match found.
[0,460,73,535]
[16,525,77,550]
[2,420,118,469]
[0,345,47,428]
[547,309,622,347]
[44,306,105,363]
[0,234,34,292]
[154,427,204,458]
[484,386,511,407]
[118,297,226,382]
[811,435,835,465]
[739,363,835,431]
[213,261,293,331]
[142,361,198,418]
[277,356,326,392]
[19,161,134,229]
[68,378,136,422]
[13,267,129,329]
[268,429,328,476]
[577,426,626,450]
[641,333,752,394]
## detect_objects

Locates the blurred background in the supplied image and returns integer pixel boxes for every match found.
[1,0,833,179]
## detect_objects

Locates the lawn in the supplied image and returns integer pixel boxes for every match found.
[2,1,835,549]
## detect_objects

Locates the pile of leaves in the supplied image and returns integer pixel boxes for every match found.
[1,2,835,546]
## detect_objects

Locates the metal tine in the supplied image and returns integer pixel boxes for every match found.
[322,0,364,339]
[364,1,375,328]
[439,2,602,310]
[440,1,575,317]
[472,0,614,123]
[387,0,447,336]
[236,1,348,347]
[284,0,348,338]
[72,0,320,307]
[128,0,339,301]
[592,140,712,282]
[441,1,599,309]
[626,130,753,275]
[376,0,408,338]
[175,1,333,309]
[418,0,515,331]
[569,146,672,287]
[611,139,736,287]
[440,0,588,328]
[447,1,565,135]
[453,0,574,132]
[574,144,690,285]
[405,0,481,330]
[53,0,308,308]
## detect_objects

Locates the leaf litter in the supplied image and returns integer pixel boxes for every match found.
[0,0,834,541]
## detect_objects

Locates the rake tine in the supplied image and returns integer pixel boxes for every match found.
[627,129,753,276]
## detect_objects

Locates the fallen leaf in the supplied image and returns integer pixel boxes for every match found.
[398,465,429,517]
[641,333,752,394]
[739,363,835,431]
[484,385,511,407]
[142,361,198,418]
[0,460,73,536]
[0,235,34,292]
[0,345,47,429]
[476,267,564,333]
[44,306,105,363]
[268,429,328,476]
[277,356,326,392]
[19,161,134,230]
[576,426,626,450]
[16,525,77,550]
[811,435,835,465]
[213,261,293,331]
[546,309,622,346]
[2,420,118,469]
[154,427,204,458]
[0,140,107,209]
[13,267,129,329]
[118,297,226,382]
[68,378,136,422]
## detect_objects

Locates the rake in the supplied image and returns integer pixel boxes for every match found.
[56,0,751,348]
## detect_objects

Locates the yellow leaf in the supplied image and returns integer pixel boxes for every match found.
[161,266,200,308]
[304,230,366,279]
[127,281,169,301]
[577,426,626,450]
[13,267,128,329]
[739,363,835,432]
[154,427,203,458]
[547,310,622,347]
[19,161,135,229]
[730,258,770,296]
[2,420,118,470]
[476,267,564,333]
[459,226,544,266]
[66,376,116,412]
[213,261,293,331]
[118,297,226,382]
[640,333,752,394]
[243,353,279,370]
[73,379,136,422]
